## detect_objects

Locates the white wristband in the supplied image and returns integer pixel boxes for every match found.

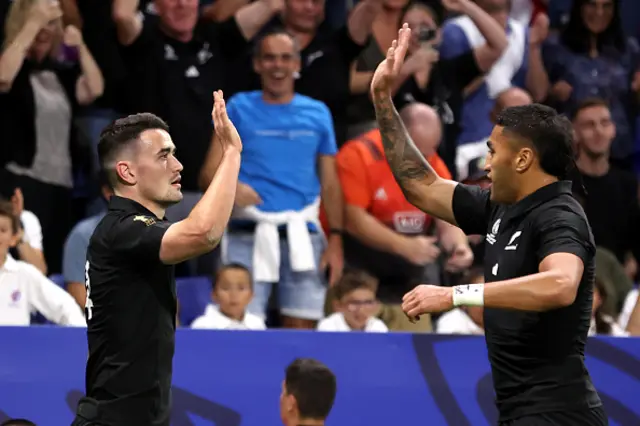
[452,284,484,307]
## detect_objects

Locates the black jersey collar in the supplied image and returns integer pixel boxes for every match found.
[108,196,165,220]
[502,180,573,224]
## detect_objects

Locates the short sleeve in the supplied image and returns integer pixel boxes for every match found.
[109,215,171,263]
[535,209,595,265]
[336,143,372,209]
[317,104,337,156]
[451,183,492,235]
[440,22,471,60]
[62,228,88,284]
[439,50,482,91]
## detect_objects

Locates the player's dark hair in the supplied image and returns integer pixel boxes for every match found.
[98,113,170,188]
[285,358,337,420]
[213,263,252,290]
[0,201,19,235]
[0,419,37,426]
[570,97,610,121]
[496,103,575,180]
[252,27,300,58]
[332,269,378,301]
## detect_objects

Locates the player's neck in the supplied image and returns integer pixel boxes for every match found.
[515,172,558,203]
[576,154,610,177]
[114,190,166,219]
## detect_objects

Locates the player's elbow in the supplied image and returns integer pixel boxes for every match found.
[550,271,578,308]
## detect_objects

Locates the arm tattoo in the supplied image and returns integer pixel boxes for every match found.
[373,91,436,190]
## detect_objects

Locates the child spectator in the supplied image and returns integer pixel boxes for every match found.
[436,268,485,335]
[0,202,85,326]
[589,277,628,337]
[317,270,388,333]
[191,263,265,330]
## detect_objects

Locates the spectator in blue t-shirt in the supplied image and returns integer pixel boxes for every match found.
[199,29,344,329]
[440,0,549,180]
[62,179,112,308]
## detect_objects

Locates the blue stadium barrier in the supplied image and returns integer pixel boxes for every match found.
[0,327,638,426]
[176,276,212,326]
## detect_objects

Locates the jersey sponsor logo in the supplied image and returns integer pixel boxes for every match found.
[491,263,498,276]
[393,211,426,234]
[504,231,522,251]
[306,50,324,66]
[133,215,156,226]
[486,218,501,245]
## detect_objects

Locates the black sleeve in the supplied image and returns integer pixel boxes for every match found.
[333,26,368,64]
[439,50,482,91]
[452,183,492,235]
[535,209,595,265]
[109,215,171,263]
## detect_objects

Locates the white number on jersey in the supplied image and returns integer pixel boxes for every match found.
[85,260,94,320]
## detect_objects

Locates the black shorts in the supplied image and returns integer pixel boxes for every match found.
[499,407,608,426]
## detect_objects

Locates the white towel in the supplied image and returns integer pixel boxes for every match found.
[229,197,322,282]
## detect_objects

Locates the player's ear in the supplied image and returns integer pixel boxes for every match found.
[115,161,136,185]
[514,147,534,174]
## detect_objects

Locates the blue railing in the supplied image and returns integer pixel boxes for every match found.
[0,327,638,425]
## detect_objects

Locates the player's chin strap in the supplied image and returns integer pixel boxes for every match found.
[452,284,485,307]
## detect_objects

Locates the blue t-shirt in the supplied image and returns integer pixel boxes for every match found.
[227,91,337,213]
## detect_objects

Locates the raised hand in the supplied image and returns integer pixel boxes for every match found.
[370,24,411,97]
[29,0,63,28]
[441,0,470,13]
[212,90,242,153]
[63,25,84,47]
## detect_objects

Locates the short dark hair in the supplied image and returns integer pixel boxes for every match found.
[253,28,300,58]
[285,358,337,420]
[0,201,19,235]
[213,263,252,289]
[98,113,169,188]
[332,269,378,301]
[495,103,575,179]
[571,97,610,121]
[0,419,37,426]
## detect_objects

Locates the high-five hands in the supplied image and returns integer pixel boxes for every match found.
[370,24,412,97]
[212,90,242,153]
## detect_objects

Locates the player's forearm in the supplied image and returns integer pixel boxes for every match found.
[188,148,241,247]
[372,89,438,202]
[481,270,577,311]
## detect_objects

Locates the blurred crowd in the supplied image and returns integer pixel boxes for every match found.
[1,0,640,337]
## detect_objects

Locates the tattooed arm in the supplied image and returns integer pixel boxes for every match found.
[372,90,460,225]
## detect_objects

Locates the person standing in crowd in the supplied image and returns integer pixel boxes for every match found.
[0,0,104,274]
[200,30,344,330]
[73,92,242,426]
[280,358,337,426]
[372,26,606,426]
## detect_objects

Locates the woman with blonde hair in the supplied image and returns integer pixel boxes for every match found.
[0,0,104,273]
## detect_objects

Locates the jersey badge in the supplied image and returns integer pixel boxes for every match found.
[133,215,156,226]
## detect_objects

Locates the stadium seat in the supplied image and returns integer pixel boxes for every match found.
[176,276,212,327]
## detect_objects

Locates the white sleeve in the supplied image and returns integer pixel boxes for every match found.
[316,317,333,331]
[436,310,468,334]
[20,211,43,251]
[190,315,210,329]
[23,263,86,326]
[370,318,389,333]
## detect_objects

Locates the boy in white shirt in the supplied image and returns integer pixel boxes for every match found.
[0,202,85,326]
[437,268,485,335]
[191,263,266,330]
[317,270,388,333]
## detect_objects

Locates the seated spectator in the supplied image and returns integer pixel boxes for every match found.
[0,202,85,326]
[543,0,640,169]
[441,0,548,179]
[436,268,484,335]
[0,0,104,274]
[335,103,472,333]
[191,263,265,330]
[618,286,638,332]
[317,269,388,333]
[571,99,640,277]
[393,0,508,178]
[594,246,634,318]
[0,170,46,274]
[62,177,113,308]
[200,30,344,329]
[589,277,628,337]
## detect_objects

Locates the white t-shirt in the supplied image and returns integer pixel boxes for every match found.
[21,210,43,251]
[617,288,638,330]
[589,315,629,337]
[436,309,484,335]
[191,304,266,330]
[316,312,388,333]
[0,254,85,326]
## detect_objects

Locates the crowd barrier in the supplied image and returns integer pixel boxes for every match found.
[0,327,638,426]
